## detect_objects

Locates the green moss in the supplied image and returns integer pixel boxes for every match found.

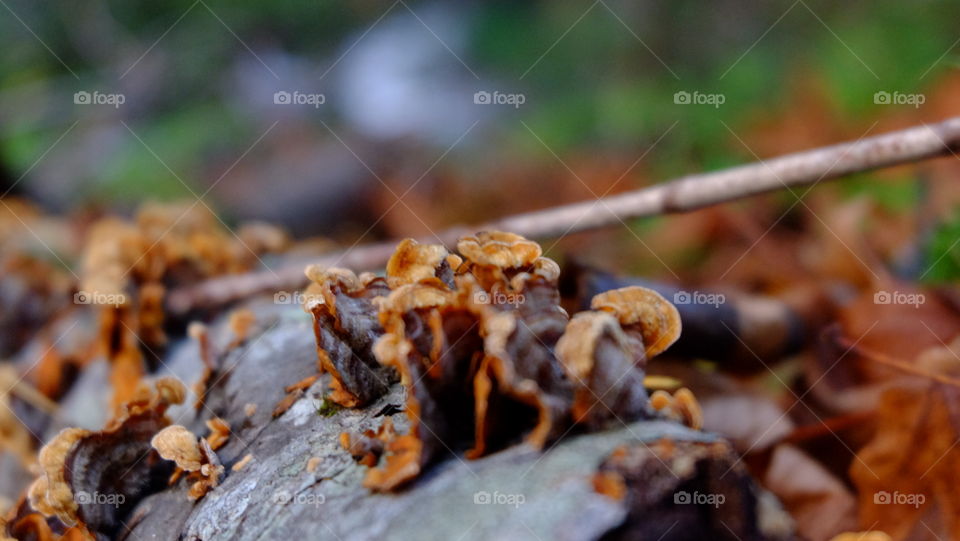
[316,397,342,418]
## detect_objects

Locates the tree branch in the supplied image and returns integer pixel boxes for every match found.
[167,116,960,315]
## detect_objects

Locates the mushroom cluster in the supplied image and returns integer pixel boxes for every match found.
[303,231,683,490]
[20,378,186,539]
[79,203,288,412]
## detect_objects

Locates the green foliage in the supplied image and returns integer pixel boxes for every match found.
[2,0,957,210]
[840,175,919,213]
[924,208,960,283]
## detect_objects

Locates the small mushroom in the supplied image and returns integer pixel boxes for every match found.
[150,426,223,500]
[457,231,542,269]
[151,425,202,472]
[649,387,702,430]
[227,308,257,347]
[205,418,231,451]
[385,238,452,287]
[29,378,185,535]
[375,284,451,323]
[590,286,682,359]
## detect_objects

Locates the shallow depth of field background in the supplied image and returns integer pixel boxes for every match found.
[2,0,959,280]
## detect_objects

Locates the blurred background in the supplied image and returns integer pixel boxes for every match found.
[2,0,960,280]
[5,5,960,538]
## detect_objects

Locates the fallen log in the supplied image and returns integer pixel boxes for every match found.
[112,299,792,541]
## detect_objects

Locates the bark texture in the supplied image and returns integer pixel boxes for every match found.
[98,299,792,541]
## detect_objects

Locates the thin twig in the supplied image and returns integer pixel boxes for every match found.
[167,116,960,315]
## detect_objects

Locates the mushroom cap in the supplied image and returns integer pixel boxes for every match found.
[151,425,202,472]
[304,265,362,291]
[385,238,449,287]
[508,257,562,290]
[375,283,451,315]
[590,286,681,358]
[155,377,187,406]
[457,231,542,269]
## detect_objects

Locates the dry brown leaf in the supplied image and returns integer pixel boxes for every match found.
[764,444,856,541]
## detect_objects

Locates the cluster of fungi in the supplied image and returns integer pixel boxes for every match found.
[79,202,287,412]
[5,223,692,540]
[303,231,688,490]
[2,202,283,540]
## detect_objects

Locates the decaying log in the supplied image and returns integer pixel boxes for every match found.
[122,305,789,540]
[103,300,790,541]
[2,297,792,540]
